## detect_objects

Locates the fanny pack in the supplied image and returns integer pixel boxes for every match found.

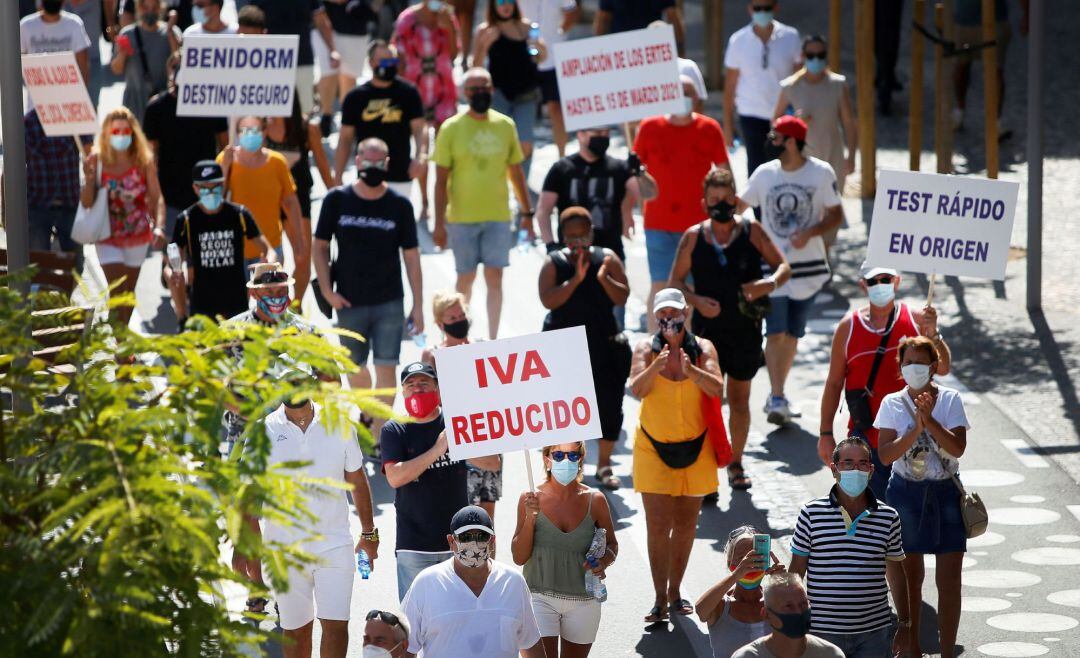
[642,425,706,469]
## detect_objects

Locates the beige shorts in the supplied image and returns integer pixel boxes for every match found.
[531,592,601,644]
[953,21,1011,67]
[275,544,354,630]
[312,29,371,80]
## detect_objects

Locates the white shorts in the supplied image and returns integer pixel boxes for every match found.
[531,592,601,645]
[296,64,316,116]
[312,29,370,80]
[96,241,149,268]
[275,544,355,631]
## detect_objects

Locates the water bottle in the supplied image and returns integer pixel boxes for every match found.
[527,23,541,58]
[356,549,371,580]
[166,243,182,271]
[406,317,426,348]
[584,528,608,602]
[516,228,531,254]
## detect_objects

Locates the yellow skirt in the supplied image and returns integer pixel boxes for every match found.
[632,426,718,497]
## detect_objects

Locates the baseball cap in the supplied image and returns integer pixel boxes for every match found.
[773,115,808,142]
[653,287,687,314]
[859,260,899,280]
[192,160,224,183]
[450,505,494,536]
[400,361,437,384]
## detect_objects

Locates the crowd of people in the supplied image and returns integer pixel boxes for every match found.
[18,1,983,657]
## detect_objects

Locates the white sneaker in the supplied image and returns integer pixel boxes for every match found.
[764,396,792,426]
[951,107,964,131]
[783,396,803,418]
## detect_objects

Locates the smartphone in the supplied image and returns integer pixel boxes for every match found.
[753,534,771,571]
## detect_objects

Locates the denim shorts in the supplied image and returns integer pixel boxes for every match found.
[816,628,890,658]
[764,294,817,338]
[887,472,968,555]
[493,87,539,145]
[396,550,453,602]
[446,221,513,273]
[336,297,405,367]
[644,229,683,282]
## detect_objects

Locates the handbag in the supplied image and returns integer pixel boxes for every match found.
[701,393,733,467]
[844,306,896,431]
[900,396,988,538]
[641,425,706,469]
[71,165,111,245]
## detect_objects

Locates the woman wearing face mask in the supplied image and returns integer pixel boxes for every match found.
[218,115,309,301]
[695,525,785,658]
[512,442,619,658]
[79,107,164,326]
[628,287,725,622]
[875,336,970,658]
[472,0,546,175]
[540,208,631,490]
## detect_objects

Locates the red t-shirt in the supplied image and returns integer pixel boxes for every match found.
[633,114,729,232]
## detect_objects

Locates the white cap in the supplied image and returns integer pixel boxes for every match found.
[653,288,687,314]
[859,260,899,280]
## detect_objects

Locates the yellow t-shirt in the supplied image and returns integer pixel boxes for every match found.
[217,150,296,259]
[431,111,524,224]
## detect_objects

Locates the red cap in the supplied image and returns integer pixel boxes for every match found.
[773,115,808,142]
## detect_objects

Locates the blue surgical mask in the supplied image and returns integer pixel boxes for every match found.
[752,10,773,28]
[191,5,207,24]
[805,58,827,75]
[427,0,445,10]
[198,186,224,211]
[239,130,263,153]
[110,134,132,152]
[867,282,895,307]
[838,469,869,497]
[551,458,578,486]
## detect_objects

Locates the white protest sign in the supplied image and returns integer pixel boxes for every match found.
[866,169,1019,280]
[177,35,298,117]
[554,25,682,132]
[21,52,97,137]
[434,327,601,462]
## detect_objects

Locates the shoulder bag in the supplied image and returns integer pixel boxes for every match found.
[71,164,111,245]
[844,306,895,431]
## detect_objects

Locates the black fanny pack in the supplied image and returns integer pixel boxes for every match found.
[642,425,706,469]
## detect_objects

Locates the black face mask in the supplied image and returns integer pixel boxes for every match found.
[374,63,397,81]
[443,318,470,339]
[708,200,736,223]
[768,608,812,639]
[468,91,492,114]
[358,166,388,186]
[764,137,786,161]
[586,135,610,158]
[41,0,63,14]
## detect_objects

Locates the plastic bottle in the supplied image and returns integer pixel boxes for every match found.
[166,243,182,271]
[356,549,371,580]
[406,318,426,348]
[584,528,608,602]
[516,228,531,254]
[527,23,541,58]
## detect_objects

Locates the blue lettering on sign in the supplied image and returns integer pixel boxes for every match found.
[888,232,914,255]
[885,187,1006,222]
[187,46,295,70]
[917,235,990,262]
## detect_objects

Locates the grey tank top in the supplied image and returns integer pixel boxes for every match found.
[523,493,595,600]
[708,597,770,658]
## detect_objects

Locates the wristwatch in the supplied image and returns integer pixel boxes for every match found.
[361,528,380,542]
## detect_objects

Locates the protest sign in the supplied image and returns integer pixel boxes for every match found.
[554,25,682,132]
[866,169,1020,280]
[21,52,96,137]
[177,35,298,117]
[434,327,601,462]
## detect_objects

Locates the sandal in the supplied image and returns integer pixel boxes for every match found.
[727,462,752,491]
[669,598,694,616]
[643,604,668,623]
[596,466,621,490]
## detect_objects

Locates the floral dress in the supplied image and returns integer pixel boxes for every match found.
[101,166,152,248]
[393,5,460,127]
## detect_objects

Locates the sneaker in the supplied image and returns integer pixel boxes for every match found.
[951,107,964,131]
[783,396,802,418]
[764,395,792,426]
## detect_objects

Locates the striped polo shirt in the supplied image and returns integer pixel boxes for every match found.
[790,487,905,634]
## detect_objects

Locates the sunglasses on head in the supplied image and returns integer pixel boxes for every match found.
[456,530,491,543]
[551,450,581,463]
[366,610,403,629]
[866,275,894,285]
[728,524,756,539]
[254,271,289,285]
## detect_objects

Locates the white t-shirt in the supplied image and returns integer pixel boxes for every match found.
[183,22,239,37]
[723,20,802,120]
[732,634,844,658]
[261,404,365,553]
[403,558,542,658]
[679,57,708,101]
[517,0,577,72]
[740,157,841,300]
[874,385,970,481]
[20,11,92,55]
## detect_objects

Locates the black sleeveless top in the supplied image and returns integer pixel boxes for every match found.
[542,247,618,346]
[689,218,764,333]
[488,33,539,100]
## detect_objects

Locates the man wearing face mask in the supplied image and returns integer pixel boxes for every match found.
[787,437,904,658]
[20,0,92,104]
[182,0,236,35]
[362,609,410,658]
[670,168,790,492]
[111,0,181,121]
[819,261,951,499]
[166,161,275,327]
[336,41,427,205]
[633,76,730,333]
[731,573,843,658]
[402,505,545,658]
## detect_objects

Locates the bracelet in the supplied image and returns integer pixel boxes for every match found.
[820,430,834,436]
[360,528,379,542]
[520,210,535,216]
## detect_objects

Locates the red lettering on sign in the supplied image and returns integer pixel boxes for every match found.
[506,407,524,436]
[520,350,550,381]
[572,397,591,425]
[486,410,505,441]
[451,415,471,444]
[552,400,571,429]
[488,353,518,385]
[475,358,488,388]
[470,412,487,441]
[525,404,543,433]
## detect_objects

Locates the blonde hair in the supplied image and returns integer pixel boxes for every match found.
[542,442,587,483]
[95,107,153,170]
[725,525,758,567]
[432,290,468,325]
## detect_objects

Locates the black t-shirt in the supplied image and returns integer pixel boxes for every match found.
[324,0,373,35]
[142,92,227,209]
[172,201,261,319]
[380,415,468,553]
[541,153,630,257]
[315,185,418,306]
[340,79,424,183]
[250,0,322,66]
[599,0,674,33]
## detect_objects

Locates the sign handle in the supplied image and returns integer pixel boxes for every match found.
[523,449,536,493]
[927,271,937,307]
[72,135,86,158]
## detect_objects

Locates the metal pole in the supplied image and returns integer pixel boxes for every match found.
[1026,0,1043,311]
[704,0,724,90]
[1,1,29,298]
[909,0,926,171]
[829,0,842,72]
[934,4,948,173]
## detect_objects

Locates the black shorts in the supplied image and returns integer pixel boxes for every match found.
[592,336,630,441]
[539,69,560,104]
[697,319,764,382]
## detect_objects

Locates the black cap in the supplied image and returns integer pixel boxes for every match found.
[450,505,494,536]
[400,361,437,384]
[192,160,224,183]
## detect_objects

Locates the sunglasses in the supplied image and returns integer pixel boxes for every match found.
[378,57,399,67]
[240,127,262,135]
[253,271,289,285]
[455,530,491,543]
[551,450,581,463]
[752,4,774,11]
[804,52,827,61]
[836,459,873,471]
[110,127,133,135]
[465,85,493,93]
[366,610,403,629]
[866,275,894,285]
[358,159,388,170]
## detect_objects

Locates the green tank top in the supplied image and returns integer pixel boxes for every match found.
[523,493,596,600]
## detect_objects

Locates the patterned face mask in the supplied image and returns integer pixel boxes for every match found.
[454,539,491,568]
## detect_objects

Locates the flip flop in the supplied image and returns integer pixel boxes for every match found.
[643,604,668,623]
[727,462,752,491]
[670,598,694,616]
[596,466,621,490]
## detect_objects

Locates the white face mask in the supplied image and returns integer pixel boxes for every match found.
[454,539,491,568]
[901,363,931,389]
[363,644,397,658]
[867,282,895,307]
